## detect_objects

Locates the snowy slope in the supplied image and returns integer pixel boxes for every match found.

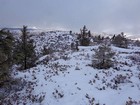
[8,45,140,105]
[10,29,77,54]
[3,30,140,105]
[30,31,77,54]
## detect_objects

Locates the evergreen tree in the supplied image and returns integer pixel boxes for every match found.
[88,30,91,37]
[92,44,115,69]
[69,30,72,35]
[112,34,116,40]
[134,40,140,47]
[0,29,14,84]
[79,25,90,46]
[13,26,37,70]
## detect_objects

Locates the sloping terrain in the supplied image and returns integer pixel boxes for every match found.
[30,31,77,54]
[3,30,140,105]
[11,29,77,54]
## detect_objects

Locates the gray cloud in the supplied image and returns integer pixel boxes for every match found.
[0,0,140,35]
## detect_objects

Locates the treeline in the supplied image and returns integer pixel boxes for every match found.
[76,25,140,69]
[77,26,140,48]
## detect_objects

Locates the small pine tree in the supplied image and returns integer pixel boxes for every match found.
[13,26,37,70]
[92,44,115,69]
[112,32,128,48]
[69,30,72,35]
[88,30,91,37]
[134,40,140,47]
[79,25,90,46]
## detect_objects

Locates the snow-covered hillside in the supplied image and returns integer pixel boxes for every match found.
[30,31,77,54]
[2,30,140,105]
[10,29,77,54]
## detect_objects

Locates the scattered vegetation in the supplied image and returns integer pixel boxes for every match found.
[92,44,115,69]
[1,25,140,105]
[52,89,64,99]
[125,97,140,105]
[111,32,128,48]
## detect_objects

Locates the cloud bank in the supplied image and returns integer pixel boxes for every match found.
[0,0,140,35]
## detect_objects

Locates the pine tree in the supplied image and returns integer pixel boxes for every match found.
[92,44,115,69]
[134,40,140,47]
[0,29,14,84]
[88,30,91,37]
[79,25,90,46]
[13,26,37,70]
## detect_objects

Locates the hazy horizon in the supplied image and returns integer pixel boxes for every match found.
[1,0,140,35]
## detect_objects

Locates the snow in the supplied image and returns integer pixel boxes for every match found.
[7,30,140,105]
[29,31,77,54]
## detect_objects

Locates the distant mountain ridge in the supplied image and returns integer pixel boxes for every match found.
[1,27,140,40]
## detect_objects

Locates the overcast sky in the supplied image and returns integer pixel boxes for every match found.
[0,0,140,35]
